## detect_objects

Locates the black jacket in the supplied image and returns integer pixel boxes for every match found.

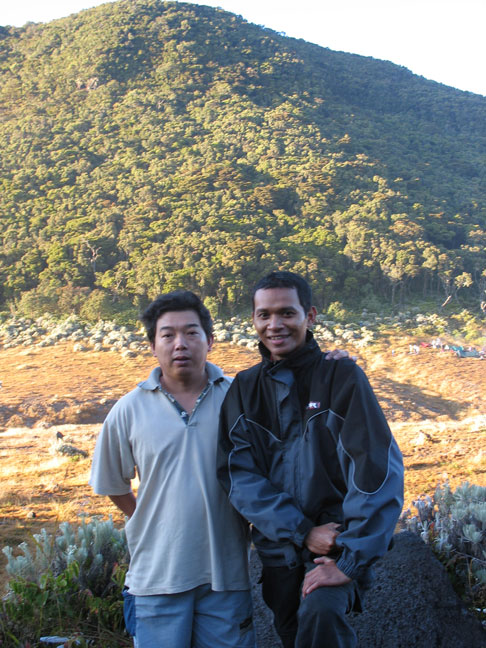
[217,334,404,579]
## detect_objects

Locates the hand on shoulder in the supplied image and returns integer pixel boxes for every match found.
[324,349,358,362]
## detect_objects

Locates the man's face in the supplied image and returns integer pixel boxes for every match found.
[150,310,213,383]
[252,287,316,361]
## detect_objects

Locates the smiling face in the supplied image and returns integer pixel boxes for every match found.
[150,310,213,385]
[252,287,317,361]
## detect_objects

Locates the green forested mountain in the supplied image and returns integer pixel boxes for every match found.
[1,0,485,320]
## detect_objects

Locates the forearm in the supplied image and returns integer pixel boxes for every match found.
[330,364,404,577]
[218,407,313,546]
[336,490,403,578]
[109,492,136,518]
[220,440,311,544]
[233,483,313,547]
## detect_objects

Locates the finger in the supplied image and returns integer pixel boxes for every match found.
[303,580,322,597]
[304,565,325,587]
[313,556,332,565]
[324,350,343,359]
[302,581,315,594]
[302,577,313,595]
[302,576,316,594]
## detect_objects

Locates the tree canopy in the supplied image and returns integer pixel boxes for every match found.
[1,0,485,320]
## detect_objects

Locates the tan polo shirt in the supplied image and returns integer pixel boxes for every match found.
[89,363,250,595]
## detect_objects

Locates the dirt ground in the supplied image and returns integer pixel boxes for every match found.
[0,336,485,584]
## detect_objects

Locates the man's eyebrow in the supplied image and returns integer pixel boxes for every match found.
[158,322,201,330]
[255,306,296,312]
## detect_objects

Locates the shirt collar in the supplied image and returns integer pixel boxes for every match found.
[138,362,225,391]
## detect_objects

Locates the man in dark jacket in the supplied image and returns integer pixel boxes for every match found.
[217,271,404,648]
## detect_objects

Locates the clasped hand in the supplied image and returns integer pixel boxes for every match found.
[302,522,351,597]
[304,522,341,555]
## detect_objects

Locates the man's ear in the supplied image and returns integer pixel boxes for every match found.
[207,335,214,352]
[150,343,156,357]
[307,306,317,328]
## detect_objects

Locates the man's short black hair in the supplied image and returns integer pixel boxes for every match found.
[252,271,312,313]
[141,290,213,345]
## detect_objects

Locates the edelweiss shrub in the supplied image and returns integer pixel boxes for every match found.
[0,516,130,647]
[402,482,486,619]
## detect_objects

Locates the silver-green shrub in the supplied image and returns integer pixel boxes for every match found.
[0,517,130,646]
[402,482,486,614]
[3,516,127,595]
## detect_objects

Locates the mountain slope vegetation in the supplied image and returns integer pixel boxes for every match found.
[1,0,485,319]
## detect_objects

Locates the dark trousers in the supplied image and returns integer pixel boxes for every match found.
[261,564,359,648]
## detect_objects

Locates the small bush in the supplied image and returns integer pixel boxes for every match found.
[401,482,486,622]
[326,301,355,324]
[79,290,139,327]
[0,517,131,647]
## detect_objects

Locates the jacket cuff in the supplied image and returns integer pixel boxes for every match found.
[335,555,360,580]
[292,518,315,548]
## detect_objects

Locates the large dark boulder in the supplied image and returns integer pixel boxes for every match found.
[250,531,486,647]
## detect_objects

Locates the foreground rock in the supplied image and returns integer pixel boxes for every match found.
[250,531,486,648]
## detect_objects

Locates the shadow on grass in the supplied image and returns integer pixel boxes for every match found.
[370,375,465,421]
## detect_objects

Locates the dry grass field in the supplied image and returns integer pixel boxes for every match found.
[0,335,485,592]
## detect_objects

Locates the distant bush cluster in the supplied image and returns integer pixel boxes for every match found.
[402,482,486,624]
[1,305,484,355]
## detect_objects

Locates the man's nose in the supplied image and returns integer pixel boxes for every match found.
[174,333,188,347]
[267,314,283,329]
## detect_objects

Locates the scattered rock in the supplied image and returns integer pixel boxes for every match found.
[412,431,427,445]
[0,311,382,355]
[54,443,88,458]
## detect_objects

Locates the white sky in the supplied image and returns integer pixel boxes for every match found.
[1,0,485,97]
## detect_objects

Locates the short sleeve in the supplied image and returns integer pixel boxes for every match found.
[89,403,136,495]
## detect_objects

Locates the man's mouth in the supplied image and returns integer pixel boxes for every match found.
[267,334,289,342]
